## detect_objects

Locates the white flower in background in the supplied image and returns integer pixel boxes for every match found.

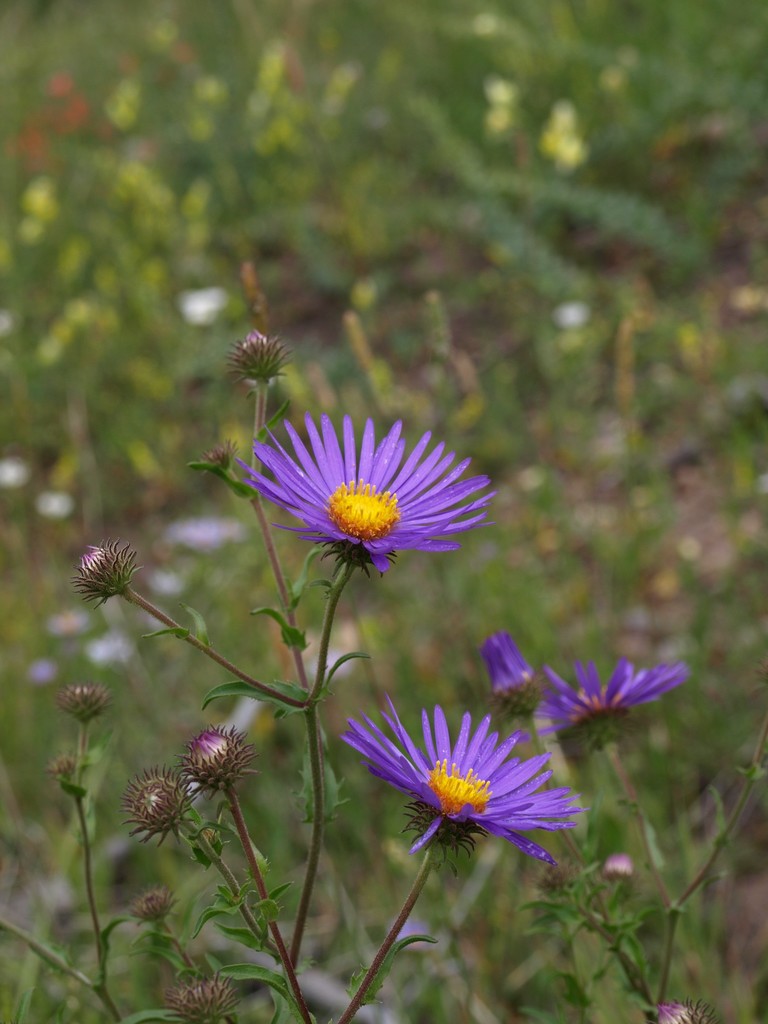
[164,516,246,551]
[552,301,591,330]
[0,310,14,336]
[85,630,133,666]
[35,491,75,519]
[177,287,227,326]
[146,568,186,596]
[46,609,91,638]
[0,457,31,489]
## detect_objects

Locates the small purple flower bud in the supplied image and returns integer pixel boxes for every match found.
[73,540,139,605]
[164,973,238,1023]
[657,1000,720,1024]
[122,767,190,845]
[129,885,176,923]
[602,852,634,881]
[180,726,257,794]
[480,631,542,719]
[228,329,289,384]
[55,682,111,723]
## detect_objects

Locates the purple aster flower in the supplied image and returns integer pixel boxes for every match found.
[538,658,689,737]
[341,696,584,864]
[242,414,493,572]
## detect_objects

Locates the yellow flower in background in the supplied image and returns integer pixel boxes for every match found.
[105,78,141,131]
[484,76,519,139]
[539,100,588,172]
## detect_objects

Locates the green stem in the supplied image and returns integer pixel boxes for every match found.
[227,790,312,1024]
[73,724,121,1021]
[189,828,266,943]
[577,903,654,1005]
[676,703,768,907]
[336,847,434,1024]
[0,912,95,988]
[656,908,680,1003]
[290,562,354,963]
[123,588,306,709]
[606,745,670,908]
[525,715,585,865]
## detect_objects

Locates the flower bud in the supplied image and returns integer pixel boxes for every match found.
[55,682,111,723]
[122,767,190,845]
[200,440,238,470]
[602,852,634,882]
[228,329,289,384]
[73,540,138,605]
[657,1000,720,1024]
[537,862,578,894]
[480,631,542,720]
[164,973,238,1023]
[180,726,256,794]
[47,753,78,781]
[129,885,176,923]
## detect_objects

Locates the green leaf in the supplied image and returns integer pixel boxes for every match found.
[323,759,347,822]
[179,603,211,646]
[220,964,311,1024]
[325,651,370,687]
[256,399,291,441]
[188,460,254,498]
[190,897,243,940]
[215,922,268,951]
[255,898,280,922]
[13,990,34,1023]
[58,779,87,799]
[288,547,322,610]
[132,932,189,973]
[643,818,665,870]
[556,970,590,1009]
[201,679,306,715]
[349,934,437,1004]
[120,1011,182,1024]
[141,626,189,640]
[251,606,307,651]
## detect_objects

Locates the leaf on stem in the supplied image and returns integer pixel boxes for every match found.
[251,607,307,651]
[220,964,307,1024]
[347,934,437,1004]
[201,679,306,716]
[187,460,254,498]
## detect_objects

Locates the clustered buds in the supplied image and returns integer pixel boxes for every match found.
[656,1001,720,1024]
[179,726,256,794]
[602,852,634,882]
[55,682,111,723]
[228,329,289,384]
[164,973,238,1023]
[129,885,176,923]
[72,540,138,605]
[200,439,238,470]
[122,767,190,845]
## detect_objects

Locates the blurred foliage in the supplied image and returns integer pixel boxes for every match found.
[1,0,768,1021]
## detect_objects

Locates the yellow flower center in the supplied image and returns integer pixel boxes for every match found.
[327,479,400,541]
[428,759,491,816]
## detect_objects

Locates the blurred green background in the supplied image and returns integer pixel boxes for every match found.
[2,0,768,1020]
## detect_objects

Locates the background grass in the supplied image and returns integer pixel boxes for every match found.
[2,0,768,1021]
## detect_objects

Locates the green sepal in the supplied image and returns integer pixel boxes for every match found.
[201,679,306,716]
[251,606,307,650]
[187,460,254,498]
[348,934,437,1004]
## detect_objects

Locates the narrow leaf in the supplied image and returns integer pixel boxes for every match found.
[141,626,189,640]
[201,679,306,714]
[187,461,254,498]
[251,607,307,651]
[256,399,291,441]
[180,603,211,646]
[325,651,370,687]
[288,547,321,610]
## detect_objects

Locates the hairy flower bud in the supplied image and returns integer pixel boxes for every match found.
[657,1001,720,1024]
[180,726,256,794]
[129,885,176,923]
[200,440,238,470]
[122,767,190,844]
[164,973,238,1023]
[55,682,111,723]
[73,540,139,605]
[228,329,289,384]
[47,753,78,781]
[480,631,542,720]
[602,852,634,882]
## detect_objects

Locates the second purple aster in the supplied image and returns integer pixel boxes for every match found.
[341,696,584,864]
[538,658,690,740]
[243,413,493,572]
